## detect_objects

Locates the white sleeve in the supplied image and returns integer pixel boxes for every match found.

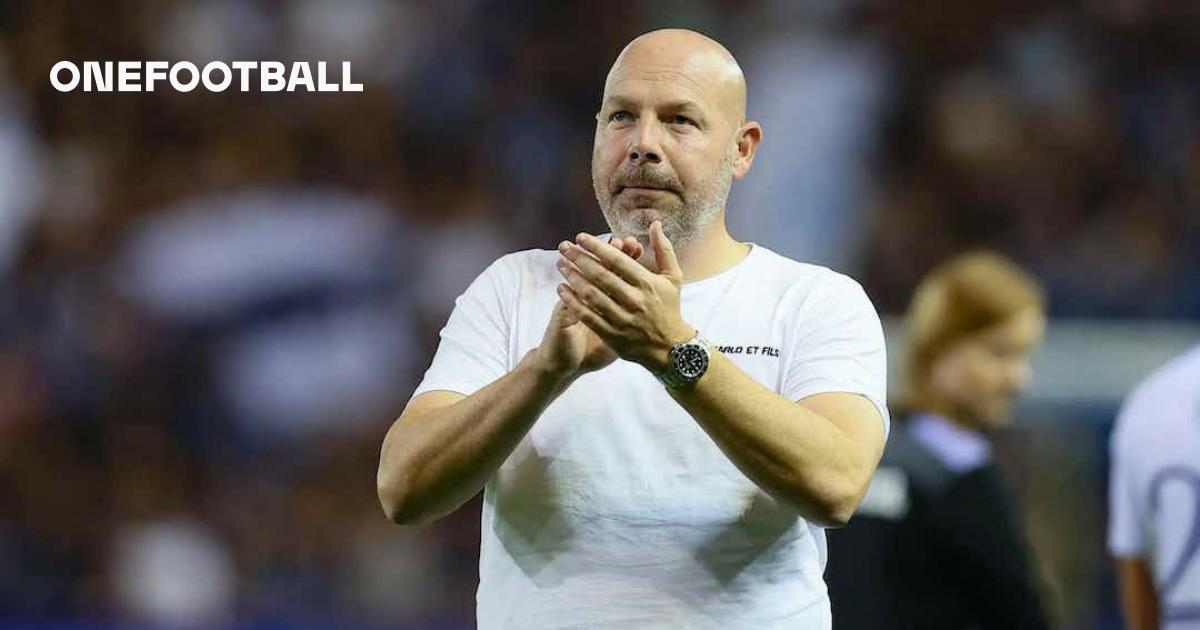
[1107,403,1145,557]
[411,254,518,399]
[782,272,890,437]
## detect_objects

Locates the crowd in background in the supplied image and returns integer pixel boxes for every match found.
[0,0,1196,627]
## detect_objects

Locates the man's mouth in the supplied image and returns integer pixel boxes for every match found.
[616,185,674,194]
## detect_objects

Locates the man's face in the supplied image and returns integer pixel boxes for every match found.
[929,307,1046,429]
[591,54,737,246]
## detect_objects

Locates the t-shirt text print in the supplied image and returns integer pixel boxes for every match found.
[715,344,780,357]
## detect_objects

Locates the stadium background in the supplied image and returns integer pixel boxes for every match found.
[0,0,1197,628]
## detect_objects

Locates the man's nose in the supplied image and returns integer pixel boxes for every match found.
[629,120,662,164]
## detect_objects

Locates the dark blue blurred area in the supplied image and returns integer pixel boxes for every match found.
[0,0,1196,628]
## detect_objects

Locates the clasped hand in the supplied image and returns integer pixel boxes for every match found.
[554,220,695,374]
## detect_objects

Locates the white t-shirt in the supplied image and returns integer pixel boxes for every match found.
[1109,344,1200,626]
[412,241,889,629]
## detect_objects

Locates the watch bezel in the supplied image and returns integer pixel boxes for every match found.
[673,342,709,379]
[658,334,710,388]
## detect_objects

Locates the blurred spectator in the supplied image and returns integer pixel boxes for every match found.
[111,516,236,627]
[0,47,43,276]
[1108,344,1200,629]
[729,7,888,272]
[826,252,1053,629]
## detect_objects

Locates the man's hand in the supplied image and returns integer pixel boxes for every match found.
[555,220,694,373]
[533,235,645,382]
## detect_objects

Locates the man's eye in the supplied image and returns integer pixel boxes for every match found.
[608,111,632,123]
[671,115,696,126]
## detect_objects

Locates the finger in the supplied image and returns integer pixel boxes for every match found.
[621,237,644,260]
[557,283,618,338]
[573,232,651,285]
[558,242,641,309]
[556,256,631,322]
[649,221,682,280]
[610,236,643,261]
[551,298,579,328]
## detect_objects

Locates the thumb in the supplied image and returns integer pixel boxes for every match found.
[552,295,580,328]
[650,221,682,280]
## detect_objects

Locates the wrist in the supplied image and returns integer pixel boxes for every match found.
[523,349,578,391]
[645,323,698,374]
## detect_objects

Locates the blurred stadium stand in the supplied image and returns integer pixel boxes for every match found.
[0,0,1196,628]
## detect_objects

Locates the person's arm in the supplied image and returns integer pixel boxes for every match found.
[1116,556,1160,630]
[555,225,885,526]
[378,238,644,526]
[378,351,572,526]
[1107,393,1161,629]
[665,352,883,526]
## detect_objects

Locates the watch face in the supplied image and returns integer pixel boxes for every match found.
[675,344,709,379]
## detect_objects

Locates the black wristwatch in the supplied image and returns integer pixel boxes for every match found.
[656,332,711,389]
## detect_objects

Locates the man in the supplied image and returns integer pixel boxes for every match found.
[824,251,1052,630]
[1109,344,1200,630]
[377,29,888,629]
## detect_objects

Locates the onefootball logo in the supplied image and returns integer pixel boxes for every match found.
[50,61,363,93]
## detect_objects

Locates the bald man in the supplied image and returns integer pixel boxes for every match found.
[378,29,888,629]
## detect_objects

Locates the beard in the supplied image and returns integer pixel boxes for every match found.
[592,149,735,249]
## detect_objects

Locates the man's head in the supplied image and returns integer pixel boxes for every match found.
[591,29,762,247]
[904,251,1046,430]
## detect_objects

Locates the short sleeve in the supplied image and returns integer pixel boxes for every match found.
[1107,404,1145,557]
[783,273,890,436]
[411,254,518,398]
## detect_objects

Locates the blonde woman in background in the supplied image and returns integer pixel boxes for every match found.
[826,251,1052,630]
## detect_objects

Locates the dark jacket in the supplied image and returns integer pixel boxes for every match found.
[825,414,1051,630]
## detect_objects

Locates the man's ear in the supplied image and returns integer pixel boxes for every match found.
[732,121,763,181]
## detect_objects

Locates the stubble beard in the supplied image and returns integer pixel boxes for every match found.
[593,150,736,250]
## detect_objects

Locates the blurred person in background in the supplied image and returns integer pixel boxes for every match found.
[1109,344,1200,630]
[826,251,1051,629]
[378,29,889,629]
